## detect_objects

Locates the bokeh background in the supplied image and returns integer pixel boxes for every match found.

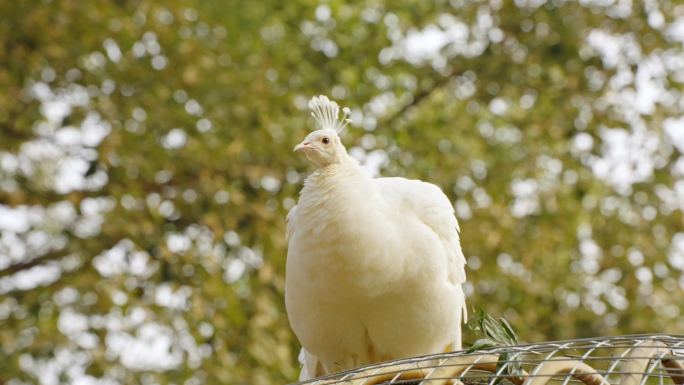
[1,0,684,384]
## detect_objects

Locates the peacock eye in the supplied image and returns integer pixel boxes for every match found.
[322,138,330,144]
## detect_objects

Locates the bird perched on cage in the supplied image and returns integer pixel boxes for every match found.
[285,95,467,381]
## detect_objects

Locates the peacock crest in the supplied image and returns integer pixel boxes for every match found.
[308,95,352,133]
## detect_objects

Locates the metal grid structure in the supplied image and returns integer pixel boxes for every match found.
[294,334,684,385]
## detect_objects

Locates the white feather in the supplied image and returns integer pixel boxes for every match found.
[298,347,323,381]
[286,96,467,378]
[308,95,352,133]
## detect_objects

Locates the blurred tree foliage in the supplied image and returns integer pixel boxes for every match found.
[1,0,683,384]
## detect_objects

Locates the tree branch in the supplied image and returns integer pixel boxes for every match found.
[0,251,64,279]
[382,73,455,128]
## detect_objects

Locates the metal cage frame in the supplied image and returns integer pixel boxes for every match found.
[294,334,684,385]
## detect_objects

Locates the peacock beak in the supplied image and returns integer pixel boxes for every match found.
[294,141,311,152]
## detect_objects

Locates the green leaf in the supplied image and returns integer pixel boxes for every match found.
[465,338,499,353]
[499,317,519,345]
[485,318,508,343]
[467,306,487,333]
[465,307,523,382]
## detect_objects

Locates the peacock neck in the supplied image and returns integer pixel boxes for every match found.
[300,155,373,208]
[308,154,360,182]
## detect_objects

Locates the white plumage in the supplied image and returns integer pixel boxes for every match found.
[286,96,467,380]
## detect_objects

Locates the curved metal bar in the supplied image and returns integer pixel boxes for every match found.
[522,357,606,385]
[660,336,684,384]
[600,342,637,385]
[560,342,604,385]
[315,361,427,385]
[618,340,670,385]
[421,354,499,385]
[385,360,423,385]
[662,356,684,385]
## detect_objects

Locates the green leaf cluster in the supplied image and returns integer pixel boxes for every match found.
[467,307,524,380]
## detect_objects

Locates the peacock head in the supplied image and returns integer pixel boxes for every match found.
[294,95,352,167]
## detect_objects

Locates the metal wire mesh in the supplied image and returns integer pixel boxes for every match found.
[293,334,684,385]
